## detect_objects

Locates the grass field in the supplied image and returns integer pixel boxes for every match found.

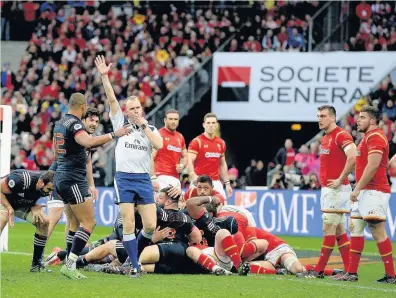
[1,223,396,298]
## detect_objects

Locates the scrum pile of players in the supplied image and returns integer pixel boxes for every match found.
[43,175,340,278]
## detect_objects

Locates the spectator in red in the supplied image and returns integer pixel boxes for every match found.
[41,81,60,100]
[22,0,39,40]
[274,139,296,168]
[356,1,372,20]
[294,144,311,175]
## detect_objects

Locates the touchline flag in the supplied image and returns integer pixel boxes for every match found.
[217,66,251,102]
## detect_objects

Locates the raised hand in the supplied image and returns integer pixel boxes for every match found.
[94,55,112,76]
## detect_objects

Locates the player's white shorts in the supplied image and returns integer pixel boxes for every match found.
[201,246,233,271]
[265,244,297,267]
[350,190,390,221]
[156,175,181,190]
[320,185,351,213]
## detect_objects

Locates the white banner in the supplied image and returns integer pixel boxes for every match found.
[211,52,396,121]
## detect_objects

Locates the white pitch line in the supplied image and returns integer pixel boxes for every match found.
[0,251,31,256]
[257,275,396,293]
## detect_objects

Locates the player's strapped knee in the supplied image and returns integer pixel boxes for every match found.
[349,218,366,236]
[283,255,299,272]
[322,212,343,225]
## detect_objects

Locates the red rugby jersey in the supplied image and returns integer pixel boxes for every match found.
[188,133,226,180]
[355,128,390,193]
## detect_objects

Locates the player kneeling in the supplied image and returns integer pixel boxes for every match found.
[0,170,54,272]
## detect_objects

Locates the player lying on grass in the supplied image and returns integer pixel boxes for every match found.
[0,170,55,272]
[244,227,342,276]
[71,187,200,272]
[45,212,129,267]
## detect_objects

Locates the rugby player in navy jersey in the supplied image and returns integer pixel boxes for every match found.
[53,92,130,280]
[0,170,54,272]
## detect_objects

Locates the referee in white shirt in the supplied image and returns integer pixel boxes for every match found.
[95,56,163,278]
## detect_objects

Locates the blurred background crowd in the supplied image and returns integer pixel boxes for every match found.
[2,0,396,188]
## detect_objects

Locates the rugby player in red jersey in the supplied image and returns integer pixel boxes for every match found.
[297,105,356,278]
[187,113,232,199]
[336,106,395,283]
[151,109,187,191]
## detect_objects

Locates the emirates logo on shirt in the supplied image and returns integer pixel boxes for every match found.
[319,148,330,154]
[205,152,221,158]
[167,144,182,152]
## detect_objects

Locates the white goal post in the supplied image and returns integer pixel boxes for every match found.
[0,105,12,251]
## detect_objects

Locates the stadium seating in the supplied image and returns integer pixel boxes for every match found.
[2,1,241,178]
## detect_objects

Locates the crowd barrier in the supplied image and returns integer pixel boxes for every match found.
[35,188,396,241]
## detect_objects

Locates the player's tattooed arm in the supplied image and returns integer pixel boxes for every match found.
[186,195,221,219]
[94,55,121,117]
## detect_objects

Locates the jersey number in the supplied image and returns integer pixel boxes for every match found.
[54,133,66,155]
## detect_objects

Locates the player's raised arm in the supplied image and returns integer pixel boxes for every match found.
[74,126,130,149]
[95,55,120,117]
[186,195,221,219]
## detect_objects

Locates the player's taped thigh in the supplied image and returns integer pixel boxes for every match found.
[349,218,367,236]
[283,255,299,272]
[322,212,343,225]
[47,199,65,209]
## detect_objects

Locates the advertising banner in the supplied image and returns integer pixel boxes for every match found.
[33,188,396,240]
[211,52,396,121]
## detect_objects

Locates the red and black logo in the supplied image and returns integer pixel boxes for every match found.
[217,66,251,102]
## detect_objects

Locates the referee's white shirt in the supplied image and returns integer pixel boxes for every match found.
[110,109,161,173]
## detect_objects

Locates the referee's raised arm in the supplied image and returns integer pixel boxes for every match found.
[94,55,120,117]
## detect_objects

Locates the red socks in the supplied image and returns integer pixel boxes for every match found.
[377,238,395,278]
[241,242,257,259]
[347,236,364,274]
[336,233,350,271]
[197,253,216,271]
[250,264,276,274]
[221,235,242,269]
[314,235,336,273]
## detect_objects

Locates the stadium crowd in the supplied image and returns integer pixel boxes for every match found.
[2,0,244,182]
[2,0,396,189]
